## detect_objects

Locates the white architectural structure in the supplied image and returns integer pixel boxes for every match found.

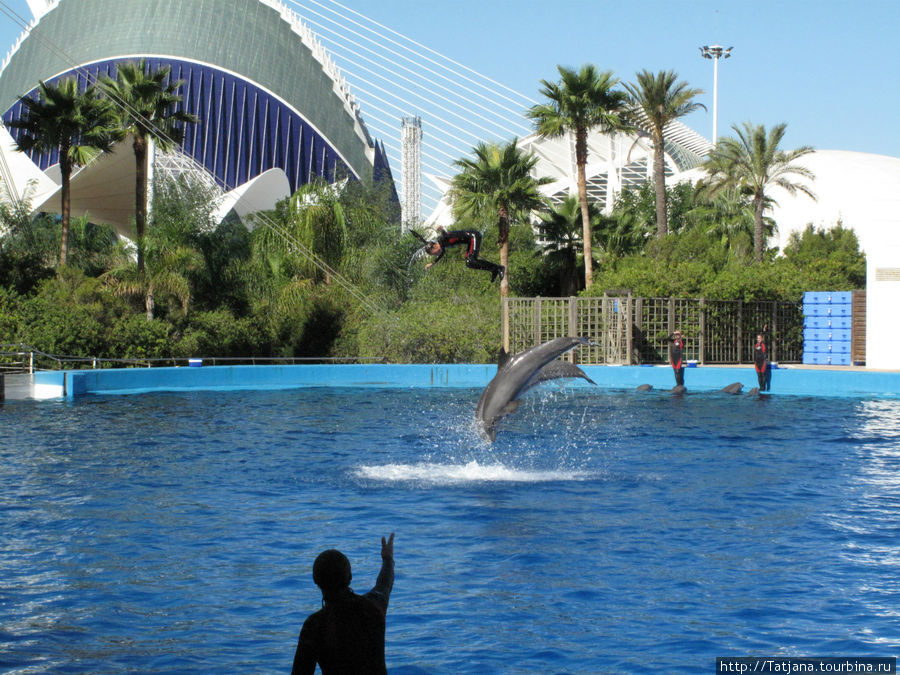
[401,116,422,231]
[866,246,900,370]
[766,150,900,370]
[0,0,394,238]
[424,118,713,228]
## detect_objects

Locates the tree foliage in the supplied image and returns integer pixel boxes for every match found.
[6,78,118,266]
[528,64,630,287]
[448,139,550,296]
[701,122,816,262]
[624,69,704,237]
[0,64,869,365]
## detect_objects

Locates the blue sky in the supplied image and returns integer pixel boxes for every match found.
[2,0,898,159]
[348,0,900,158]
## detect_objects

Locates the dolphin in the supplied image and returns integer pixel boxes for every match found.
[475,336,592,442]
[719,382,744,394]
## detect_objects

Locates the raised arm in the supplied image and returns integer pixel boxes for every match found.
[375,533,394,595]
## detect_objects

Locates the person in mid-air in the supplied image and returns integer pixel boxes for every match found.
[754,324,771,391]
[423,225,505,282]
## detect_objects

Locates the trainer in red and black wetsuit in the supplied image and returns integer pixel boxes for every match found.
[754,325,771,391]
[669,329,685,387]
[424,226,505,282]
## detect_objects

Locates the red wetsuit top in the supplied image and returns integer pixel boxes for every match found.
[754,338,768,373]
[670,337,684,370]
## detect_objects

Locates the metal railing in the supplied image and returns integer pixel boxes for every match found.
[503,296,804,365]
[0,344,386,373]
[0,343,35,373]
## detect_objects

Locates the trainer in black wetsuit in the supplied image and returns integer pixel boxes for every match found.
[292,533,395,675]
[754,325,771,391]
[425,225,505,282]
[668,329,685,387]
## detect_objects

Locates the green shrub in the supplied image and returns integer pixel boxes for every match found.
[107,314,173,359]
[174,309,265,357]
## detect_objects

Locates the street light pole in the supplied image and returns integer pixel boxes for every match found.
[699,44,732,146]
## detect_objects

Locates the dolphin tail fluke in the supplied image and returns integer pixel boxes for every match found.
[529,361,595,389]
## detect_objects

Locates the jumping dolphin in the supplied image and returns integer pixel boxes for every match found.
[475,336,592,442]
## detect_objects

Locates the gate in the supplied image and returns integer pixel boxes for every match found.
[503,296,804,365]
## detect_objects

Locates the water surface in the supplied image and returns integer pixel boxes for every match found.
[2,387,899,673]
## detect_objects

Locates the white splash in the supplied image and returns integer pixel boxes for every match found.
[354,460,590,485]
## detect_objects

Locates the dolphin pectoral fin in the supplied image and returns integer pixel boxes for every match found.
[502,401,519,415]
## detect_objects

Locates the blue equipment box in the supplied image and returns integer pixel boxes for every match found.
[802,291,852,305]
[803,352,851,365]
[804,340,850,354]
[803,327,851,342]
[804,315,851,329]
[803,303,851,317]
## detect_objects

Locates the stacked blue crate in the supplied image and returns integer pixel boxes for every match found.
[802,292,852,365]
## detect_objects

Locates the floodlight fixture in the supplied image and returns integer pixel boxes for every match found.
[699,44,733,146]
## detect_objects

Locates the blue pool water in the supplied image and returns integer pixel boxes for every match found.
[2,387,899,673]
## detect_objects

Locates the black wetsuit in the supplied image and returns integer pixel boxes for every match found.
[669,336,685,387]
[291,556,394,674]
[432,229,503,278]
[754,331,771,391]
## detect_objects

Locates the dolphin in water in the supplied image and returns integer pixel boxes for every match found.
[719,382,744,394]
[475,336,593,442]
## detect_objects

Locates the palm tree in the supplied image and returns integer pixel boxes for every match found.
[7,78,117,267]
[624,70,705,238]
[701,122,815,261]
[537,194,601,295]
[688,185,775,257]
[447,139,550,296]
[527,64,630,288]
[104,226,204,321]
[253,180,348,285]
[99,59,198,273]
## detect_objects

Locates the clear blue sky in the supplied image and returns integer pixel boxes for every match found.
[2,0,898,158]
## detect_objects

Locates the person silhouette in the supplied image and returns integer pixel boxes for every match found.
[291,533,395,674]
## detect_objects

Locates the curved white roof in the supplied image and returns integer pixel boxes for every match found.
[767,150,900,254]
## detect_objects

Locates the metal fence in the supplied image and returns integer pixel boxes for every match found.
[0,343,387,373]
[503,296,804,365]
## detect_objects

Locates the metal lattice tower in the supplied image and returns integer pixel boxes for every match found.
[400,116,422,231]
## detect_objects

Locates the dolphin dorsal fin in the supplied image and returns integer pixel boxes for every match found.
[497,347,510,371]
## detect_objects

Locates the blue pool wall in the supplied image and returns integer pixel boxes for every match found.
[27,364,900,399]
